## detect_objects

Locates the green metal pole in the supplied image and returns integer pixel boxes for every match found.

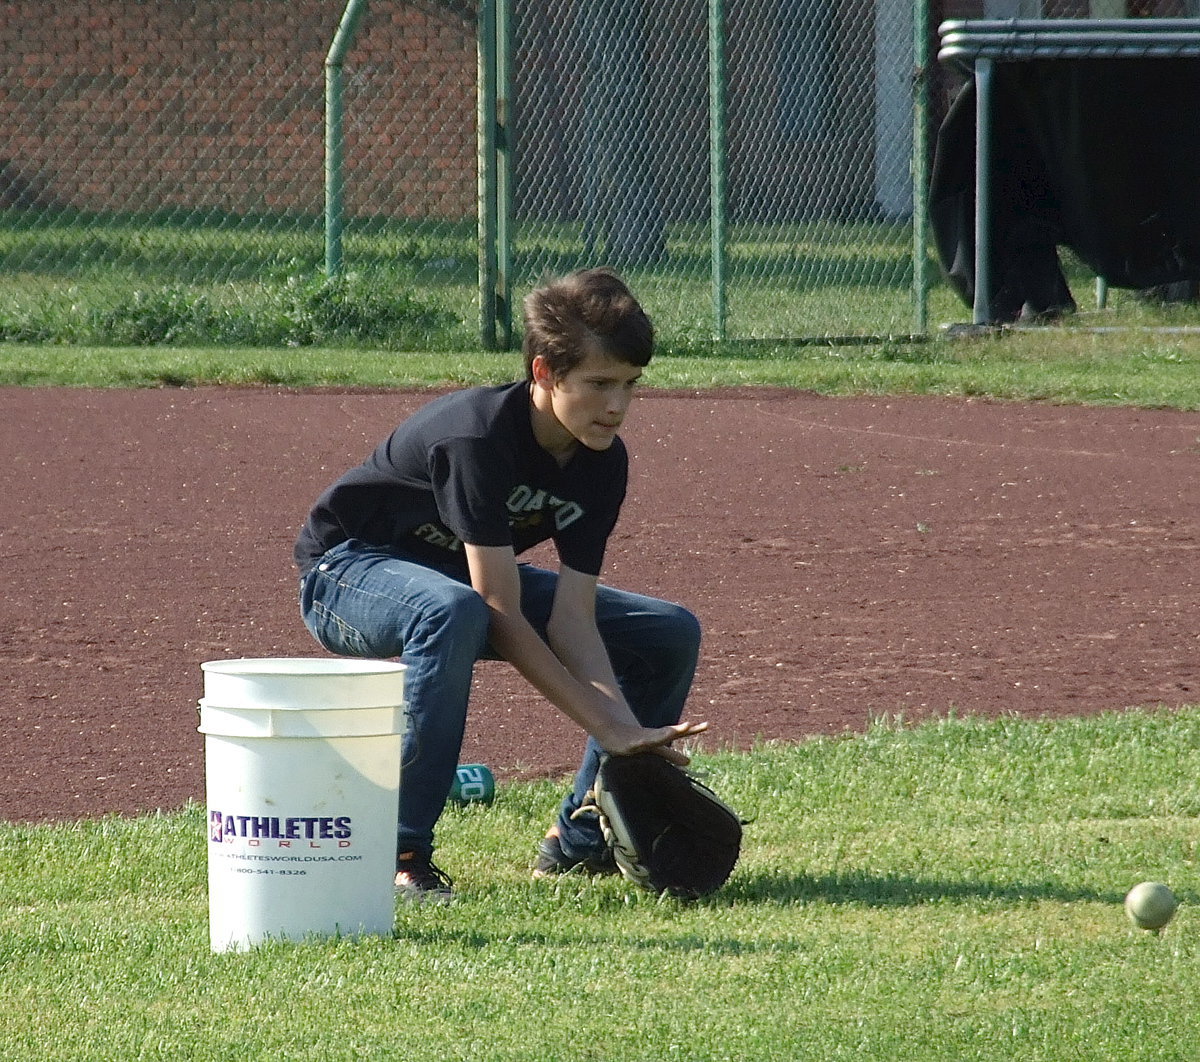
[911,0,929,333]
[709,0,727,342]
[973,57,994,326]
[325,0,368,277]
[496,0,514,350]
[478,0,498,350]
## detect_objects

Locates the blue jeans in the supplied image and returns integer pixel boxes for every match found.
[299,539,701,864]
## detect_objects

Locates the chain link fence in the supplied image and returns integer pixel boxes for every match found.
[0,1,959,349]
[506,0,931,343]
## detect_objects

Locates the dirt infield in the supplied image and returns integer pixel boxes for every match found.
[3,385,1198,824]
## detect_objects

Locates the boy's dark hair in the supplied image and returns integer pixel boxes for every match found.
[522,267,654,380]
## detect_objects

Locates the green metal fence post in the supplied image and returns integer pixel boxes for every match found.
[325,0,368,278]
[496,0,514,350]
[478,0,499,350]
[709,0,727,342]
[973,57,994,326]
[912,0,930,333]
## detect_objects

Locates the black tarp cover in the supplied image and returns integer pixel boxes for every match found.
[930,58,1200,321]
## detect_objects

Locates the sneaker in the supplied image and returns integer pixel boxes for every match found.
[532,832,617,879]
[395,852,454,903]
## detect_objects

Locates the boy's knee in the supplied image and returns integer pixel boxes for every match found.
[669,603,702,652]
[427,581,490,638]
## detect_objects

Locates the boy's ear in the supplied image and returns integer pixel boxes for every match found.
[530,355,556,390]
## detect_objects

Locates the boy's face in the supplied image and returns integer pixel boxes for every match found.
[531,345,643,455]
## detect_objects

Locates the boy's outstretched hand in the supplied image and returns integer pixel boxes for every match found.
[606,720,709,766]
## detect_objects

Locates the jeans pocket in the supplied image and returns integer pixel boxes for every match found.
[299,561,372,657]
[303,596,371,657]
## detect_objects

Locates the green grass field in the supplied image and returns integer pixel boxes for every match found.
[4,221,1200,405]
[5,209,1200,353]
[5,323,1200,410]
[3,710,1199,1061]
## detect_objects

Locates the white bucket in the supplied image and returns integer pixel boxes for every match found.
[199,657,406,952]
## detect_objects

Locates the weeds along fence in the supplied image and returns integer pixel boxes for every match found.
[0,1,936,350]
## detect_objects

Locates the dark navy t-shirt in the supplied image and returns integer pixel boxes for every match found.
[294,381,627,577]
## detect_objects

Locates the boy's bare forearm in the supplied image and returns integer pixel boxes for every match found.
[487,608,640,743]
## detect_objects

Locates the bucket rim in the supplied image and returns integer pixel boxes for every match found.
[201,657,406,677]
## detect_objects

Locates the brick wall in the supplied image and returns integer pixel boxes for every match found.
[0,1,477,220]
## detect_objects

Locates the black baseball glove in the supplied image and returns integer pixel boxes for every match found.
[574,752,743,899]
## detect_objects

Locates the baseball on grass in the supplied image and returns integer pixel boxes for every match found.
[1124,881,1178,931]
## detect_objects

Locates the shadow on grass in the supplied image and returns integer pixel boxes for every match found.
[723,869,1127,908]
